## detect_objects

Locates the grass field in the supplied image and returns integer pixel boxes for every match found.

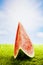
[0,44,43,65]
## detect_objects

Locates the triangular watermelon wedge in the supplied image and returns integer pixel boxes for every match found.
[14,22,34,58]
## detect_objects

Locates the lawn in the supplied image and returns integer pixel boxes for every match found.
[0,44,43,65]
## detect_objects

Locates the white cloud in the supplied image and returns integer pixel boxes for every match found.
[5,0,43,30]
[36,32,43,38]
[0,0,41,36]
[0,0,43,43]
[0,30,8,35]
[0,11,5,18]
[0,0,43,35]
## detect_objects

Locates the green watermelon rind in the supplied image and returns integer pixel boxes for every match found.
[20,47,34,58]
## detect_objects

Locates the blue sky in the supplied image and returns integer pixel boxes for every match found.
[0,0,43,44]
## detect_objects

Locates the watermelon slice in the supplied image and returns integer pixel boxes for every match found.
[14,22,34,58]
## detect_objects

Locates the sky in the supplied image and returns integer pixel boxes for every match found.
[0,0,43,44]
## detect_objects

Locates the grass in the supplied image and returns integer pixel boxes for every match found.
[0,44,43,65]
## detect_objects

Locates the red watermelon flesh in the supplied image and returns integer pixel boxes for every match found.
[14,23,21,58]
[14,22,34,58]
